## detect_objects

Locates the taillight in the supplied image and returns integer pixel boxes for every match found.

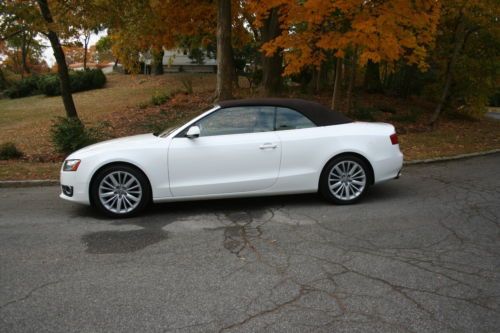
[390,133,398,145]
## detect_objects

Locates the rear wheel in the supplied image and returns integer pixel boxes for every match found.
[90,165,151,217]
[319,155,369,205]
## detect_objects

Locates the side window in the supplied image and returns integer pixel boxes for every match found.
[275,107,315,131]
[197,106,274,137]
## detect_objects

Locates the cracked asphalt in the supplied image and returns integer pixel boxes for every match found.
[1,154,499,332]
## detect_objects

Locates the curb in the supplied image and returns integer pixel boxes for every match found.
[486,112,500,120]
[0,149,499,188]
[404,149,500,165]
[0,179,59,188]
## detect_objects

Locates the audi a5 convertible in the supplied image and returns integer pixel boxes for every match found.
[60,98,403,217]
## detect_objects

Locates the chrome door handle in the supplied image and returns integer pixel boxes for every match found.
[259,143,278,149]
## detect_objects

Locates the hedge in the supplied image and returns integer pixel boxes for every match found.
[4,69,106,99]
[4,76,41,99]
[38,69,107,96]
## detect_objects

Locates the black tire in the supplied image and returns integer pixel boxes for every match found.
[90,164,151,218]
[319,155,370,205]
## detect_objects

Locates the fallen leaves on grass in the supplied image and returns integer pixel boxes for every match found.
[1,78,500,181]
[0,161,60,180]
[399,118,500,160]
[108,91,213,138]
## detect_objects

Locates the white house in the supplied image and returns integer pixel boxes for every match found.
[162,49,216,73]
[68,62,117,74]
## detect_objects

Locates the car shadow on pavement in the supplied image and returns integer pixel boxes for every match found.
[75,181,406,222]
[77,182,406,254]
[77,194,323,254]
[145,181,405,217]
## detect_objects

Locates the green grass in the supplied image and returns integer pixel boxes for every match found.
[0,73,215,158]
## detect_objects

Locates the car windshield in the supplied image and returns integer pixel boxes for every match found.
[156,126,178,137]
[156,105,220,137]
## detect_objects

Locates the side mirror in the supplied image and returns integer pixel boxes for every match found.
[186,125,200,139]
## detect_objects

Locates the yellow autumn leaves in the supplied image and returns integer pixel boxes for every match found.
[255,0,440,75]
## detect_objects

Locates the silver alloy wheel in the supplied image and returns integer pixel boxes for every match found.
[98,171,142,214]
[328,160,366,201]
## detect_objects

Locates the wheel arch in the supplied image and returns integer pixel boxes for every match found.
[88,161,153,206]
[319,152,375,189]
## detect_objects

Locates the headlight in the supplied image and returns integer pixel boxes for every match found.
[63,159,81,171]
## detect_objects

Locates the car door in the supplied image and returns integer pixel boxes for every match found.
[272,107,320,191]
[168,106,281,197]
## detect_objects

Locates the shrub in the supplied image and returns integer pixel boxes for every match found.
[69,70,88,92]
[0,142,23,160]
[137,101,149,109]
[490,92,500,107]
[4,76,41,99]
[143,117,171,134]
[151,91,170,106]
[377,105,397,114]
[181,77,193,94]
[351,107,381,121]
[90,68,106,88]
[73,69,106,93]
[4,70,106,99]
[390,107,421,123]
[50,117,105,154]
[37,74,60,96]
[38,69,107,97]
[0,70,10,91]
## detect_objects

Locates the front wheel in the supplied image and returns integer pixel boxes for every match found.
[90,165,151,217]
[319,155,370,205]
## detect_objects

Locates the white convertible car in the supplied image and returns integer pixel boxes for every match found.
[60,98,403,217]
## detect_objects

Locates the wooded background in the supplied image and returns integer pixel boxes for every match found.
[1,0,499,127]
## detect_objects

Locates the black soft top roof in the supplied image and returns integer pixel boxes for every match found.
[217,98,352,126]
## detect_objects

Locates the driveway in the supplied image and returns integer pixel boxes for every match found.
[486,107,500,120]
[1,154,499,332]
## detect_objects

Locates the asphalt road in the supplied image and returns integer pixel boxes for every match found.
[1,154,499,332]
[486,112,500,121]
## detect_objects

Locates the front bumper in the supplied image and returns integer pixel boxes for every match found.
[60,170,90,205]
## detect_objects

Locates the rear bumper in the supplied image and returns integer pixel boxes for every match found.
[372,150,404,183]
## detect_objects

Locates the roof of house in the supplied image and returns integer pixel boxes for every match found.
[217,98,352,126]
[68,62,114,69]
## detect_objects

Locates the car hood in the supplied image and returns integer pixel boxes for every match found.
[68,133,161,158]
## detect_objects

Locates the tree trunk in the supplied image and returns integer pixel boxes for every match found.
[21,43,28,77]
[215,0,233,101]
[0,68,7,90]
[230,46,239,88]
[37,0,79,120]
[260,7,282,96]
[310,66,318,93]
[21,31,31,76]
[363,60,383,93]
[331,58,343,110]
[316,63,323,92]
[154,50,164,75]
[83,48,87,70]
[346,47,358,113]
[429,19,466,128]
[83,32,91,70]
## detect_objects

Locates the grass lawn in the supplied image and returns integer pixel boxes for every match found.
[0,161,61,180]
[0,73,216,160]
[399,119,500,160]
[1,73,499,180]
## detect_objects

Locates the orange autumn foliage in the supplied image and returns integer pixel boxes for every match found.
[253,0,441,75]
